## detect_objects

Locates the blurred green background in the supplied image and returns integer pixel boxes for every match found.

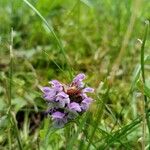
[0,0,150,149]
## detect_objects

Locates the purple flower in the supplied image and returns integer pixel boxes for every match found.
[49,80,63,92]
[41,73,94,128]
[56,92,70,107]
[72,73,85,88]
[51,111,65,119]
[68,102,81,112]
[41,87,56,101]
[41,87,52,93]
[51,112,67,128]
[81,97,92,110]
[82,87,94,93]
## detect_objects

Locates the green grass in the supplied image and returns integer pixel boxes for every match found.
[0,0,150,149]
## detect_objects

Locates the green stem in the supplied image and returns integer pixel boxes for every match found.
[140,20,150,147]
[8,28,23,150]
[22,0,73,77]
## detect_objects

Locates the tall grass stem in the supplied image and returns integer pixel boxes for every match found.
[8,28,23,150]
[140,20,150,149]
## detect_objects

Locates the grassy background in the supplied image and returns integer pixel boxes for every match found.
[0,0,150,149]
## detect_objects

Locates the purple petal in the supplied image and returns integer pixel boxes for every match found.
[49,80,63,91]
[51,111,65,119]
[57,92,69,98]
[49,80,61,86]
[55,97,69,107]
[68,102,81,112]
[44,95,54,101]
[57,97,70,106]
[64,98,70,104]
[80,93,88,99]
[43,89,57,101]
[58,100,66,107]
[72,73,86,88]
[81,98,92,110]
[56,92,70,107]
[82,87,94,93]
[73,73,85,82]
[82,97,92,104]
[81,103,89,110]
[41,87,53,93]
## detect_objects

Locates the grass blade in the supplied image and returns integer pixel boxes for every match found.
[140,20,150,149]
[22,0,66,59]
[8,28,23,150]
[22,0,73,77]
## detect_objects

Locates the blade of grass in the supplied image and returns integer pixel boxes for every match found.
[22,0,65,58]
[140,20,150,149]
[7,28,23,150]
[95,113,150,149]
[102,116,141,149]
[9,29,13,106]
[7,26,14,150]
[22,0,72,77]
[109,0,140,84]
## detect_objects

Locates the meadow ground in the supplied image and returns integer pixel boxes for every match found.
[0,0,150,149]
